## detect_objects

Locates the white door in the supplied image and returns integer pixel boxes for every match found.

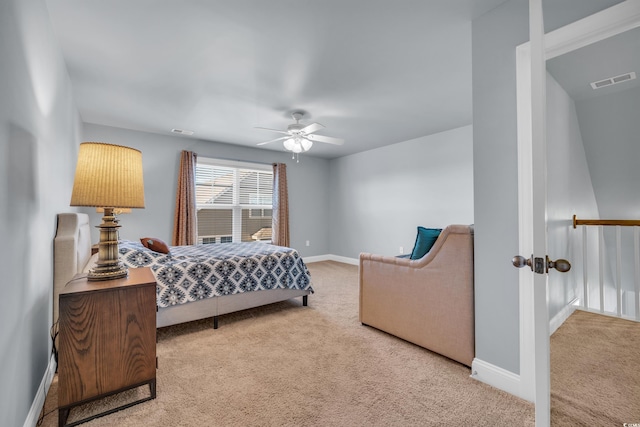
[516,1,640,426]
[529,1,552,424]
[514,2,553,425]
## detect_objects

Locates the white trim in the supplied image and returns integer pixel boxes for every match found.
[327,254,359,265]
[23,354,56,427]
[303,255,332,264]
[545,0,640,60]
[515,0,640,413]
[516,39,536,405]
[529,1,552,422]
[576,306,640,323]
[196,156,272,171]
[470,358,527,402]
[549,298,580,336]
[304,254,359,266]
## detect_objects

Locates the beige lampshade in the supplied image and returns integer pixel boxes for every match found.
[70,142,145,208]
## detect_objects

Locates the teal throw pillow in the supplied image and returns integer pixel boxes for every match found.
[410,227,442,260]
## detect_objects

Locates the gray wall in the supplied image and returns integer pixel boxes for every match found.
[327,125,474,259]
[578,85,640,306]
[471,0,619,374]
[546,74,600,321]
[0,0,82,425]
[6,1,627,423]
[576,86,640,220]
[82,123,330,258]
[85,124,475,264]
[472,0,529,375]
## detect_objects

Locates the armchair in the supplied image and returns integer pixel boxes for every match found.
[359,224,474,366]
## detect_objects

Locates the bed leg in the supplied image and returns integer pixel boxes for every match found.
[302,295,308,306]
[213,316,218,329]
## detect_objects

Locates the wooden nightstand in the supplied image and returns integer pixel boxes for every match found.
[58,267,157,427]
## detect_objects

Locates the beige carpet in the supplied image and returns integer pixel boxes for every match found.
[550,309,640,426]
[40,261,538,426]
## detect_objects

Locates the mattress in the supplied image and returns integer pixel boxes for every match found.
[119,240,313,308]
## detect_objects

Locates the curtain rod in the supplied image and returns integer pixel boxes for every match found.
[196,155,274,169]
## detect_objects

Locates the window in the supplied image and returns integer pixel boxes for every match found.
[195,158,273,244]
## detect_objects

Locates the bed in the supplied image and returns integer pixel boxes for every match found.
[53,213,313,329]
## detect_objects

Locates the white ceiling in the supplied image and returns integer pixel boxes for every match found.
[546,20,640,220]
[547,26,640,102]
[45,0,508,159]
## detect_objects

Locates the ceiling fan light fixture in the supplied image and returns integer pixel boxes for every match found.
[283,136,312,153]
[255,110,344,156]
[301,139,313,152]
[288,124,304,133]
[283,138,296,151]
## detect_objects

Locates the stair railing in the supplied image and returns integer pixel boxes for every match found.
[573,215,640,321]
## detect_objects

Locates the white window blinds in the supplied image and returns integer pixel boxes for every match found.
[195,159,273,244]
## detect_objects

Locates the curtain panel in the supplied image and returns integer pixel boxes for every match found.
[172,150,197,246]
[272,163,290,247]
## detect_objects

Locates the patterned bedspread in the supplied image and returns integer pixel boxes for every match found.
[119,240,313,308]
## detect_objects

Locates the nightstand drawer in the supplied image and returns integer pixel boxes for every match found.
[58,267,156,426]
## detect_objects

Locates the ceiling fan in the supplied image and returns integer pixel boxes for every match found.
[256,111,344,154]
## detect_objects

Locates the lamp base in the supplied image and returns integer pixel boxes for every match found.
[87,207,129,282]
[87,263,128,281]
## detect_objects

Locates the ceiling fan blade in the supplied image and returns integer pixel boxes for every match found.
[257,136,290,146]
[306,134,344,145]
[254,127,290,135]
[300,122,324,135]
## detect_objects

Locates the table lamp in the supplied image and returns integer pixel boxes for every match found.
[70,142,145,281]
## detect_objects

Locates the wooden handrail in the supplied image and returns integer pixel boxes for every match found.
[573,214,640,229]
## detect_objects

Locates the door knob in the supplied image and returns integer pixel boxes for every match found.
[512,255,533,271]
[546,256,571,273]
[512,255,571,274]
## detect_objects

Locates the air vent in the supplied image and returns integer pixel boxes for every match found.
[171,128,194,135]
[590,72,636,90]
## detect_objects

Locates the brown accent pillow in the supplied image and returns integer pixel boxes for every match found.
[140,237,170,254]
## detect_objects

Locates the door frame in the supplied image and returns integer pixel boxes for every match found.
[516,0,640,408]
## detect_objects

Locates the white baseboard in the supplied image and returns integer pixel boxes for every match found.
[471,358,527,401]
[327,254,359,265]
[576,306,640,322]
[549,297,580,335]
[23,354,56,427]
[304,254,359,266]
[303,254,332,264]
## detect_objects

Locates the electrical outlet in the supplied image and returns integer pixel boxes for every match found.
[399,246,404,254]
[306,240,310,247]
